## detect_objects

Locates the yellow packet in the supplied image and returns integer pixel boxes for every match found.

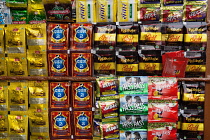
[28,81,48,106]
[76,0,96,23]
[117,0,138,22]
[26,23,47,50]
[27,49,48,76]
[8,81,28,111]
[8,114,28,140]
[7,54,28,76]
[0,54,7,76]
[5,25,26,54]
[96,0,117,22]
[0,81,8,111]
[0,111,8,139]
[29,104,49,136]
[30,135,50,140]
[0,25,5,54]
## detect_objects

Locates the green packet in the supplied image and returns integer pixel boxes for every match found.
[120,115,148,131]
[118,76,148,94]
[6,0,27,8]
[27,4,46,24]
[120,94,148,115]
[11,9,27,24]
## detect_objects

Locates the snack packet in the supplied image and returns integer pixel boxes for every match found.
[139,4,160,22]
[98,100,119,119]
[27,4,46,24]
[11,9,27,24]
[0,111,8,139]
[161,7,183,22]
[0,54,7,76]
[6,0,27,8]
[0,81,8,111]
[101,121,119,139]
[120,130,147,140]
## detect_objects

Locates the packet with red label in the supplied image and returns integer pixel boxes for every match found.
[148,77,178,100]
[139,4,160,23]
[100,121,119,139]
[148,100,178,122]
[148,122,177,140]
[71,23,92,51]
[162,50,184,68]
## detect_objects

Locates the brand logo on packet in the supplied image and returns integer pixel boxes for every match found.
[122,3,127,19]
[53,83,67,101]
[75,25,89,42]
[144,11,156,20]
[100,4,106,20]
[77,112,90,129]
[54,112,68,130]
[51,55,66,72]
[80,2,85,19]
[48,9,70,15]
[74,54,89,72]
[51,25,65,42]
[75,84,89,101]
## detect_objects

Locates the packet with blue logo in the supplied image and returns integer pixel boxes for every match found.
[51,111,71,137]
[29,80,48,106]
[71,23,92,51]
[71,52,92,77]
[118,76,148,93]
[72,82,93,109]
[120,130,147,140]
[120,115,148,131]
[73,111,92,136]
[48,53,69,76]
[50,82,70,108]
[47,23,69,50]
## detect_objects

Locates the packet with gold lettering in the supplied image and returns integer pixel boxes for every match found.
[139,23,162,50]
[0,81,8,111]
[93,51,116,76]
[185,51,206,78]
[51,111,71,137]
[48,53,69,76]
[117,23,139,52]
[29,105,49,136]
[94,24,116,51]
[74,111,92,136]
[76,0,96,23]
[184,1,207,22]
[47,23,69,50]
[0,25,4,53]
[148,122,177,139]
[71,52,92,77]
[8,114,28,140]
[182,81,205,102]
[8,81,28,111]
[161,23,183,51]
[11,9,27,24]
[50,82,70,108]
[27,4,46,24]
[7,54,28,76]
[184,22,207,51]
[116,51,138,76]
[0,54,7,76]
[27,49,48,76]
[71,23,92,51]
[101,121,119,139]
[117,0,138,22]
[0,111,8,139]
[5,25,26,54]
[30,136,50,140]
[161,7,183,23]
[162,0,183,6]
[43,0,72,22]
[139,50,162,76]
[96,0,117,22]
[26,23,47,50]
[29,81,48,106]
[72,82,93,109]
[6,0,27,8]
[139,4,160,23]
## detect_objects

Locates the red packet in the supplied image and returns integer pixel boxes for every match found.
[47,23,69,50]
[72,82,93,109]
[51,111,71,137]
[48,53,69,76]
[71,53,92,77]
[50,82,70,108]
[74,111,92,136]
[162,50,184,68]
[71,23,92,50]
[148,100,178,123]
[148,122,177,140]
[148,77,178,100]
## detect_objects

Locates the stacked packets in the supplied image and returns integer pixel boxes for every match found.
[119,76,148,140]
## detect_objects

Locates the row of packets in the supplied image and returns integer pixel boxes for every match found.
[44,22,207,52]
[76,0,207,23]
